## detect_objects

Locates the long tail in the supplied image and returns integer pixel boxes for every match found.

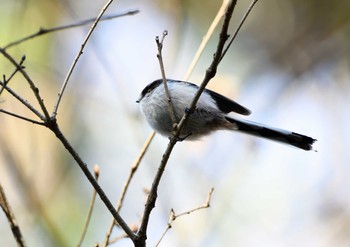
[226,117,316,151]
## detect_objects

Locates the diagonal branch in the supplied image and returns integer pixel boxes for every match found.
[176,0,236,122]
[220,0,259,62]
[114,4,232,238]
[51,0,123,118]
[0,109,45,126]
[3,10,139,50]
[156,31,177,129]
[184,0,230,79]
[102,131,155,246]
[0,183,27,247]
[46,119,137,241]
[0,55,25,95]
[77,165,100,247]
[0,78,45,120]
[0,48,50,120]
[136,1,239,246]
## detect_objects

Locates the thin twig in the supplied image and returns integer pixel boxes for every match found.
[136,1,239,245]
[107,223,138,245]
[179,188,214,216]
[0,109,45,125]
[102,131,155,246]
[77,165,100,247]
[0,183,27,247]
[107,233,129,245]
[156,31,177,127]
[0,48,50,120]
[0,55,26,95]
[117,132,155,212]
[0,80,45,121]
[51,0,117,118]
[220,0,259,61]
[3,10,139,50]
[184,0,230,80]
[155,188,214,247]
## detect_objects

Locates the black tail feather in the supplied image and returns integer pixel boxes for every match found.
[226,117,316,151]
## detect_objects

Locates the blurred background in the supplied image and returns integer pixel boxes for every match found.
[0,0,349,246]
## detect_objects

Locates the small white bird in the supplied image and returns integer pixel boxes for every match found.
[137,79,316,151]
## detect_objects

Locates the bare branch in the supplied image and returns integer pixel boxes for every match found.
[0,80,45,121]
[0,109,45,126]
[127,3,226,231]
[125,3,229,243]
[144,0,259,242]
[0,1,143,245]
[51,0,122,118]
[0,183,27,247]
[0,55,25,95]
[46,120,137,241]
[176,0,237,127]
[184,0,231,80]
[156,188,214,246]
[1,2,143,246]
[77,165,100,247]
[117,131,155,212]
[3,10,139,50]
[156,31,177,129]
[108,233,129,245]
[220,0,260,61]
[177,187,214,217]
[136,1,241,245]
[0,48,50,120]
[102,131,156,246]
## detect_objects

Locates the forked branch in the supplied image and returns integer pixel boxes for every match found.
[136,1,239,246]
[156,188,214,246]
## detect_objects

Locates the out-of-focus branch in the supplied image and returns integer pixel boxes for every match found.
[2,10,139,50]
[77,165,100,247]
[77,164,100,247]
[184,0,230,80]
[0,183,27,247]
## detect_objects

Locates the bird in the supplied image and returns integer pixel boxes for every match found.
[137,79,316,151]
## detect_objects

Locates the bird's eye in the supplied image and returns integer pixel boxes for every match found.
[147,88,152,93]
